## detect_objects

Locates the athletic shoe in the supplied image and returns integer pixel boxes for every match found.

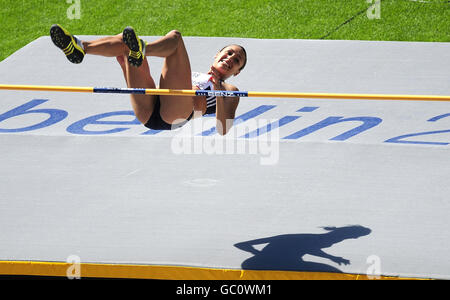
[122,26,146,67]
[50,24,85,64]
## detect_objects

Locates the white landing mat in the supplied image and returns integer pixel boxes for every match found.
[0,36,449,279]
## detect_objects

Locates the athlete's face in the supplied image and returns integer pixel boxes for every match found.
[212,45,246,79]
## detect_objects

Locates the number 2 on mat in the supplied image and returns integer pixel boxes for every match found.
[384,113,450,146]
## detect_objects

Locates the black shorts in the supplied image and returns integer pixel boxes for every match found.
[144,96,193,130]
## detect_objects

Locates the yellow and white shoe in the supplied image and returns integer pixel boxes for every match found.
[122,26,146,67]
[50,24,85,64]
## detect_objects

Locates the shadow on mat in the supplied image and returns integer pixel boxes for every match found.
[234,225,371,273]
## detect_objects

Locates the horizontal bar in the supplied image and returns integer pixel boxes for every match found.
[248,91,450,101]
[0,84,449,102]
[93,87,146,94]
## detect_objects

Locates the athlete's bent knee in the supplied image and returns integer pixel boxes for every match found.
[167,30,182,43]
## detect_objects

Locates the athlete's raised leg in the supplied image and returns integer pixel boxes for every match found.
[51,25,193,126]
[116,54,157,124]
[84,32,156,124]
[51,24,132,61]
[50,25,157,125]
[151,30,194,124]
[89,28,194,125]
[122,28,194,125]
[83,34,128,57]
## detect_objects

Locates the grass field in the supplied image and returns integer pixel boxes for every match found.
[0,0,449,61]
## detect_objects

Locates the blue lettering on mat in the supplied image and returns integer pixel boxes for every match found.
[384,113,450,146]
[198,105,276,136]
[297,106,319,113]
[241,116,300,138]
[1,99,448,147]
[239,106,321,138]
[385,130,450,146]
[66,111,140,135]
[0,99,68,132]
[427,113,450,122]
[283,116,382,140]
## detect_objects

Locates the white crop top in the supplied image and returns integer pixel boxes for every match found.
[192,72,216,115]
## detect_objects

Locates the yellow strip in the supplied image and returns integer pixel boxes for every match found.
[129,50,142,59]
[145,88,197,96]
[248,91,450,101]
[63,43,72,52]
[71,37,85,55]
[0,84,93,93]
[0,261,427,280]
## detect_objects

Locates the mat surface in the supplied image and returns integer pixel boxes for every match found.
[0,36,449,279]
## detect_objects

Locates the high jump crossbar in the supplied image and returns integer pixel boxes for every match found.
[0,84,449,102]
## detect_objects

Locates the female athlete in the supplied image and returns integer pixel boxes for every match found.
[50,24,247,135]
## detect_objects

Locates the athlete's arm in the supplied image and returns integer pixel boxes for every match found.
[215,86,239,135]
[192,85,207,115]
[208,68,240,135]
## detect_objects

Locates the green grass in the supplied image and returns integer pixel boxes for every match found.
[0,0,449,61]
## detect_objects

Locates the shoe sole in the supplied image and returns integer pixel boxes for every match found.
[50,24,85,64]
[122,27,143,67]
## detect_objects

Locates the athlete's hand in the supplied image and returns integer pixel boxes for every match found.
[207,66,224,90]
